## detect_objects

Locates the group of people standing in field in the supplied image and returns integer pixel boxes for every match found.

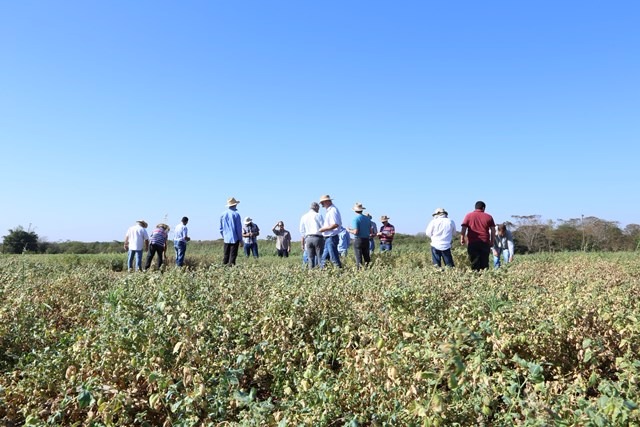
[123,196,513,272]
[123,217,190,272]
[425,200,514,270]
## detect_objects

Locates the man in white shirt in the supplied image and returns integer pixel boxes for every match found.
[318,194,343,268]
[299,202,324,268]
[173,216,190,267]
[425,208,456,268]
[124,220,149,272]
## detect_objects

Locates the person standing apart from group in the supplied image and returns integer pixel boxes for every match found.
[460,201,495,271]
[366,213,377,254]
[124,220,149,272]
[242,217,260,258]
[220,197,243,266]
[377,215,395,252]
[272,221,291,257]
[493,223,514,268]
[173,216,190,267]
[145,223,170,271]
[299,202,324,268]
[348,203,372,269]
[318,195,343,268]
[425,208,456,268]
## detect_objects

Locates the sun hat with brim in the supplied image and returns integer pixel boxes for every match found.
[380,215,390,222]
[352,202,366,212]
[244,217,253,224]
[432,208,448,217]
[226,197,240,207]
[137,220,148,228]
[319,194,333,203]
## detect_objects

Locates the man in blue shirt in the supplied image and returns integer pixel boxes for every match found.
[220,197,243,266]
[348,202,372,269]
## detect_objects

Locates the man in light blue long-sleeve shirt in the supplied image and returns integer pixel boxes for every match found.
[220,197,243,266]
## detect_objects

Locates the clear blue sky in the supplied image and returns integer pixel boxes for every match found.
[1,1,638,242]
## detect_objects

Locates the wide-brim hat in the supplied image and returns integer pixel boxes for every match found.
[352,202,365,212]
[137,220,148,228]
[244,217,253,224]
[319,194,333,203]
[226,197,240,207]
[380,215,390,222]
[432,208,448,217]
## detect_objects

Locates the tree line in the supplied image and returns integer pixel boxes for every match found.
[2,215,639,254]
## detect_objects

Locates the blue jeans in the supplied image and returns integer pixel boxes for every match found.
[380,242,393,252]
[244,242,259,257]
[493,249,510,268]
[127,250,143,271]
[321,235,342,268]
[174,240,186,266]
[369,238,375,253]
[431,246,455,268]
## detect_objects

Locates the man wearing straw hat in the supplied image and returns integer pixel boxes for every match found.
[348,202,372,269]
[220,197,243,266]
[124,220,149,272]
[425,208,456,268]
[318,194,343,268]
[377,215,395,252]
[242,216,260,258]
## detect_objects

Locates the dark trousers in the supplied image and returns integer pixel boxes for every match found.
[145,243,165,270]
[354,237,371,269]
[467,241,490,270]
[276,249,289,257]
[223,242,240,266]
[305,235,324,268]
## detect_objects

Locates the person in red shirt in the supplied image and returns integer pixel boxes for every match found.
[460,201,495,270]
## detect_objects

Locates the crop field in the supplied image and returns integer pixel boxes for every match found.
[1,249,639,426]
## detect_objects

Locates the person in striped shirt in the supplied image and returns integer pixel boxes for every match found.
[145,223,170,270]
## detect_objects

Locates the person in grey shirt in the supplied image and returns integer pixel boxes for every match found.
[493,223,515,268]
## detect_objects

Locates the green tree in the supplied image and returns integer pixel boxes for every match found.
[2,226,39,254]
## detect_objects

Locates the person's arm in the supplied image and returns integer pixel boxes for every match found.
[124,233,129,251]
[460,225,468,245]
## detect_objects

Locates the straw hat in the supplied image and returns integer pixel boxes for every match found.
[244,217,253,224]
[226,197,240,207]
[380,215,390,222]
[432,208,448,217]
[352,202,366,212]
[319,194,333,203]
[136,220,148,228]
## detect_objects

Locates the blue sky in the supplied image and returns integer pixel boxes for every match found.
[1,1,638,242]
